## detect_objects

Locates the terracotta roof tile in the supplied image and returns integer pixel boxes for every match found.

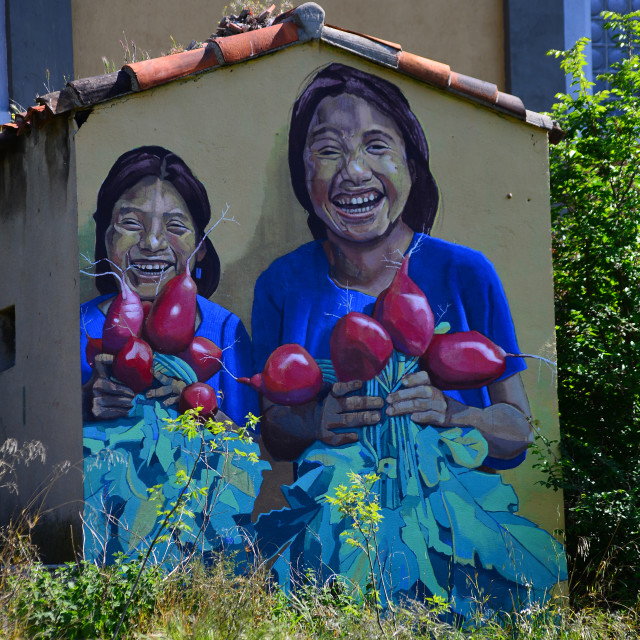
[496,91,526,118]
[211,20,299,64]
[0,2,560,139]
[125,46,220,91]
[397,51,450,89]
[68,70,132,104]
[449,71,498,105]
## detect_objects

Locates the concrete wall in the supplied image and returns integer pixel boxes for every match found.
[5,0,74,109]
[71,0,505,87]
[0,115,82,562]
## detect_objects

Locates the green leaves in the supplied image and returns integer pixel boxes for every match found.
[549,10,640,602]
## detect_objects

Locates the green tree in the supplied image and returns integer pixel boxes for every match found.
[549,11,640,603]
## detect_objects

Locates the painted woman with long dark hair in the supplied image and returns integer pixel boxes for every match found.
[81,145,253,426]
[252,64,565,615]
[81,146,265,565]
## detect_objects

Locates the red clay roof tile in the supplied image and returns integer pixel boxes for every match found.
[449,71,498,105]
[397,51,450,89]
[125,46,220,91]
[211,21,299,64]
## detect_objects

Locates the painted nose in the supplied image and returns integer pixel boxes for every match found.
[341,150,373,183]
[140,225,168,252]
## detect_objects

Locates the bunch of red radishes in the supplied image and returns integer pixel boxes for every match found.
[86,266,222,419]
[240,255,515,408]
[329,255,511,389]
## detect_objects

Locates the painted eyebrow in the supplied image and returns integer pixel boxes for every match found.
[308,125,342,140]
[363,128,396,142]
[308,126,398,142]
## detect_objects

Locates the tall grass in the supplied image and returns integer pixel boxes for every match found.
[1,542,639,640]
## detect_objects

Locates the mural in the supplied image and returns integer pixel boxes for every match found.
[81,147,266,565]
[80,64,566,615]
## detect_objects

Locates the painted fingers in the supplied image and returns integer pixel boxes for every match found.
[385,370,448,425]
[320,380,383,446]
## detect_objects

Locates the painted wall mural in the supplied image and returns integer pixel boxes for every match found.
[80,62,566,616]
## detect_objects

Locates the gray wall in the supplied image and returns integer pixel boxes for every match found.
[504,0,566,112]
[0,116,82,562]
[504,0,592,112]
[5,0,74,110]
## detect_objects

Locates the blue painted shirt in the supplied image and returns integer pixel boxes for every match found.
[252,233,526,411]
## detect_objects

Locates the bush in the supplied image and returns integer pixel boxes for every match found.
[548,10,640,604]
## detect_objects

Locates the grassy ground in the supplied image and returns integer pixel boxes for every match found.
[1,543,639,640]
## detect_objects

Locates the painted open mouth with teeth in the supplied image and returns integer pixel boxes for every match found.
[131,261,175,277]
[332,191,384,217]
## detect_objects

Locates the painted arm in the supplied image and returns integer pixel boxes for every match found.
[386,371,533,460]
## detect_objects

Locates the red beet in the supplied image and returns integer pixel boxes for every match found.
[238,344,322,405]
[420,330,507,390]
[102,281,145,355]
[373,256,434,356]
[141,300,153,321]
[179,382,218,419]
[330,312,394,382]
[85,336,102,369]
[178,337,223,382]
[112,336,154,394]
[144,270,197,354]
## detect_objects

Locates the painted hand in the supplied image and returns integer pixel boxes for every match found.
[145,370,187,408]
[84,353,135,420]
[318,380,384,446]
[385,370,448,425]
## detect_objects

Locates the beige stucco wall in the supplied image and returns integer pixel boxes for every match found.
[71,0,505,88]
[0,117,83,561]
[74,41,561,536]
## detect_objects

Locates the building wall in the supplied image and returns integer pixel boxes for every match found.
[5,0,74,110]
[0,115,82,561]
[71,0,505,87]
[74,42,564,609]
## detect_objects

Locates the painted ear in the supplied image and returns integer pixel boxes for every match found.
[196,244,207,263]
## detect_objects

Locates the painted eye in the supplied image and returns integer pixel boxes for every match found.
[367,141,391,154]
[315,146,342,158]
[119,217,143,230]
[167,221,189,233]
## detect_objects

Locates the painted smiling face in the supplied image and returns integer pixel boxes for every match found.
[303,93,413,243]
[106,176,205,300]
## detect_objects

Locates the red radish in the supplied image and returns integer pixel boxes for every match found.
[374,256,434,356]
[112,336,154,394]
[330,312,393,382]
[420,331,507,390]
[141,300,153,321]
[85,336,103,369]
[102,279,145,355]
[178,337,223,382]
[144,270,197,354]
[179,382,218,419]
[238,344,322,405]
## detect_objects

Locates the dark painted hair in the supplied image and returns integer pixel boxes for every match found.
[289,63,440,240]
[93,145,220,297]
